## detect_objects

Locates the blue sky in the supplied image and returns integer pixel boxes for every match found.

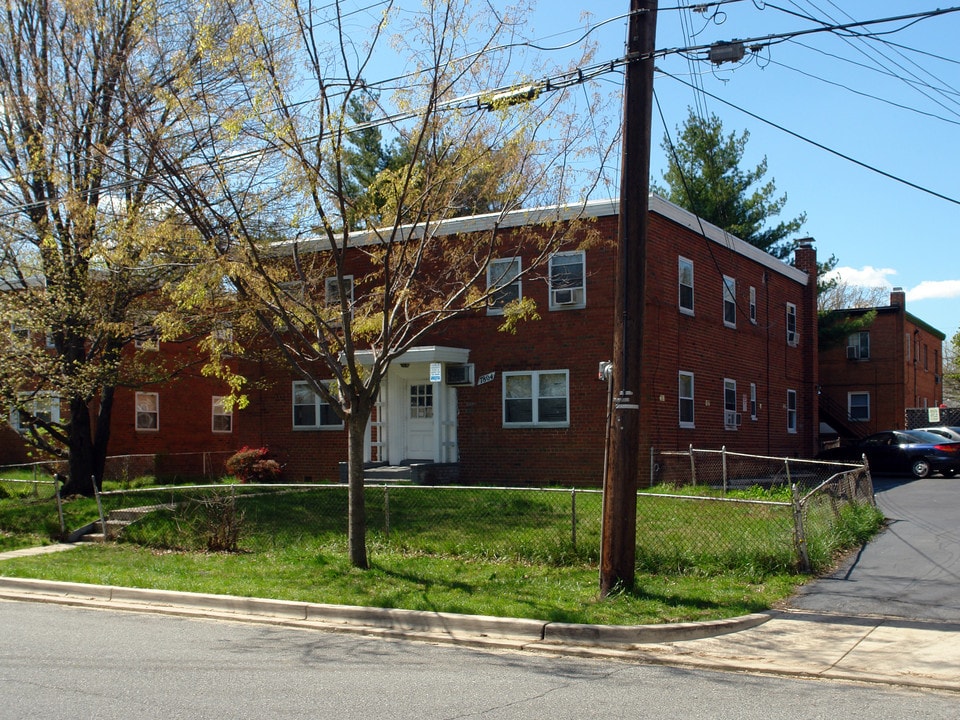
[518,1,960,343]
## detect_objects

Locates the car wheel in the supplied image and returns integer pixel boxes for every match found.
[942,469,957,478]
[911,459,931,479]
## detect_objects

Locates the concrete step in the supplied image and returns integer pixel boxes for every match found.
[75,532,106,543]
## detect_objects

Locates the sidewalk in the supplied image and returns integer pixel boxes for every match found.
[1,549,958,693]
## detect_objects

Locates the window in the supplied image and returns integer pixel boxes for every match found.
[923,343,929,371]
[135,392,159,431]
[213,322,233,344]
[12,393,60,432]
[786,303,798,346]
[410,384,433,418]
[905,333,912,362]
[487,258,521,314]
[724,378,738,429]
[749,286,757,324]
[678,257,694,315]
[292,381,342,429]
[787,389,797,434]
[750,383,757,420]
[549,252,585,310]
[678,372,694,428]
[847,331,870,360]
[10,322,28,341]
[325,276,354,311]
[722,276,736,327]
[503,370,569,427]
[848,392,870,422]
[135,327,160,351]
[212,396,233,433]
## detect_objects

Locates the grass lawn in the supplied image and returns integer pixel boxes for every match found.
[0,543,802,625]
[0,481,881,625]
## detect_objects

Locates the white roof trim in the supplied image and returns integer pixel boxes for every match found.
[289,195,809,285]
[354,345,470,366]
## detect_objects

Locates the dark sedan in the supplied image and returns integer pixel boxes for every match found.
[817,429,960,478]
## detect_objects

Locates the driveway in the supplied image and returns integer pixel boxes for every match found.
[788,475,960,622]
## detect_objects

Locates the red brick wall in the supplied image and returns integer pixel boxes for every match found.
[819,302,944,436]
[3,204,820,487]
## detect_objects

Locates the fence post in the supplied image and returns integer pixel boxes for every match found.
[92,475,106,540]
[689,444,696,486]
[791,482,811,573]
[54,474,65,538]
[722,445,727,494]
[570,487,577,550]
[384,486,391,537]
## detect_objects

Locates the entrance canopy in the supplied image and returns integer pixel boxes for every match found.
[354,345,470,366]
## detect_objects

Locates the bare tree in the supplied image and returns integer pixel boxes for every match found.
[0,0,235,495]
[817,278,889,312]
[146,0,615,567]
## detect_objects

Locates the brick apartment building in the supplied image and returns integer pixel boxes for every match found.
[2,196,821,487]
[819,288,947,439]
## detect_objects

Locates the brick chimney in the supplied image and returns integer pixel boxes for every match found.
[793,238,817,278]
[890,287,906,308]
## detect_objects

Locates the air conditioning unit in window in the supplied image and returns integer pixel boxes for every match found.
[846,345,859,360]
[446,363,475,386]
[724,410,739,428]
[553,288,576,305]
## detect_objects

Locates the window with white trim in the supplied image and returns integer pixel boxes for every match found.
[212,396,233,433]
[750,383,757,420]
[848,392,870,422]
[786,303,798,346]
[135,326,160,351]
[325,276,354,314]
[847,331,870,360]
[135,392,159,431]
[10,322,28,341]
[487,257,521,314]
[678,257,694,315]
[503,370,569,427]
[549,252,585,310]
[12,392,60,433]
[749,286,757,324]
[292,381,342,429]
[722,276,736,328]
[787,389,797,434]
[724,378,738,429]
[679,372,695,428]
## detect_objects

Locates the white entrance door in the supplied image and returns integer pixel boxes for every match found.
[404,382,435,461]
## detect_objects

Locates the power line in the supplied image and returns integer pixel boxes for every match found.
[660,68,960,207]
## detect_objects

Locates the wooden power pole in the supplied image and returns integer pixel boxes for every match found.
[600,0,658,595]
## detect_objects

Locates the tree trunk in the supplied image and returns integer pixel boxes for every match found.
[346,410,370,569]
[59,382,118,497]
[61,396,98,497]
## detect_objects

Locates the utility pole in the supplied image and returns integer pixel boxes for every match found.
[600,0,658,595]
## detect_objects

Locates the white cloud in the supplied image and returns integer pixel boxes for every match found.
[825,265,897,288]
[907,280,960,302]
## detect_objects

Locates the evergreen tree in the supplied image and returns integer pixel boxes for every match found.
[654,109,806,260]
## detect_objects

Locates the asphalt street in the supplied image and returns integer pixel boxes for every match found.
[2,599,957,720]
[788,475,960,622]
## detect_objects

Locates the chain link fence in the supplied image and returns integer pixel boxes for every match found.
[3,449,877,574]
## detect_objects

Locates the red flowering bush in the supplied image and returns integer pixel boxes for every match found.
[225,446,282,483]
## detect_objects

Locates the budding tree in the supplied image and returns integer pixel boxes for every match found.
[145,0,615,567]
[0,0,235,495]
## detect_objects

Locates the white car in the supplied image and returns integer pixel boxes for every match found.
[917,426,960,442]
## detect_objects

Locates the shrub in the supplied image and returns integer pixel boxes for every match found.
[225,446,282,483]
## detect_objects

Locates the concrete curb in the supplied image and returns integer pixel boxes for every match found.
[0,576,770,648]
